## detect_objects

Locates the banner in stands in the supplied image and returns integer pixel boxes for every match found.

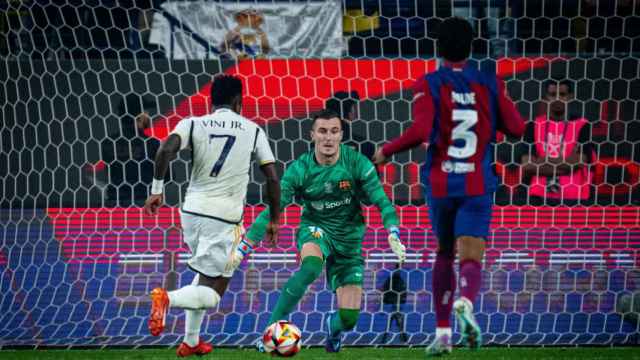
[150,1,344,60]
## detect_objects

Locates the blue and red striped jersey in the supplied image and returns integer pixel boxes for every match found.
[383,61,525,198]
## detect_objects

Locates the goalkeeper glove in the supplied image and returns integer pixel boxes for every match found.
[387,226,406,263]
[225,237,254,273]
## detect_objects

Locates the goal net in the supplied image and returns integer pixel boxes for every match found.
[1,0,639,347]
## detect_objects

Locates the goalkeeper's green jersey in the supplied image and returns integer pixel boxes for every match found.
[247,145,399,255]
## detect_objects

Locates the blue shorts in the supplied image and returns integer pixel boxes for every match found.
[426,193,494,245]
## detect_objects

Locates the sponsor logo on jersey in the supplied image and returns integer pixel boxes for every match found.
[324,197,351,209]
[324,182,334,193]
[441,160,475,174]
[310,197,352,211]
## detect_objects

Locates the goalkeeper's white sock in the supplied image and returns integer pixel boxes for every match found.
[184,309,206,347]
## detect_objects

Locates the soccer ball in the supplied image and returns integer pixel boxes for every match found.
[262,320,302,357]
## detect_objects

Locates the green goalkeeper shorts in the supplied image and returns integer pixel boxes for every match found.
[296,224,365,291]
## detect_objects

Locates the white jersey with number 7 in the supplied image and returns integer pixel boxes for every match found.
[169,108,275,223]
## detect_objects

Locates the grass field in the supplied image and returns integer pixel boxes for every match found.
[1,347,638,360]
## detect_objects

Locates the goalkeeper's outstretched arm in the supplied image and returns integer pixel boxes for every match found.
[357,156,406,262]
[358,157,399,230]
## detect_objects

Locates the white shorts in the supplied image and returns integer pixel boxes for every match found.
[180,211,244,278]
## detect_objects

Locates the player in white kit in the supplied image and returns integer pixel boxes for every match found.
[143,75,281,357]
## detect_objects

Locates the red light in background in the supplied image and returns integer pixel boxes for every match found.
[146,57,555,140]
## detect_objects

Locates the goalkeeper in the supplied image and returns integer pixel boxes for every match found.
[226,109,406,353]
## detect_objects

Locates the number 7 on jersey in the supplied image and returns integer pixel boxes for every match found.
[209,134,236,177]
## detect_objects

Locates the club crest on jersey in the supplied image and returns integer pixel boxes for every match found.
[339,180,351,191]
[324,182,334,193]
[308,226,324,239]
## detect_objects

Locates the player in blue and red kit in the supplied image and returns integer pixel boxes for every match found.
[373,17,525,356]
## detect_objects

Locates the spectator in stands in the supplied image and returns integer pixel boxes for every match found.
[378,263,408,344]
[325,90,375,160]
[519,80,594,206]
[103,94,160,206]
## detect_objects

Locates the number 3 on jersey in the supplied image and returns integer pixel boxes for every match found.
[209,134,236,177]
[447,109,478,159]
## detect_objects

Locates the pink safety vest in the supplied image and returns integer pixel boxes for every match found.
[529,115,592,200]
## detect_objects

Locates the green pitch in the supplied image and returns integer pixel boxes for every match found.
[1,347,638,360]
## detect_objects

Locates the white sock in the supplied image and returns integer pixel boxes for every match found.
[436,327,452,339]
[168,285,221,309]
[184,309,206,347]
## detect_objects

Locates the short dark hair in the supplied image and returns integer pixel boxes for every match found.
[311,108,341,129]
[325,91,360,119]
[437,17,473,62]
[211,74,243,107]
[545,79,574,94]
